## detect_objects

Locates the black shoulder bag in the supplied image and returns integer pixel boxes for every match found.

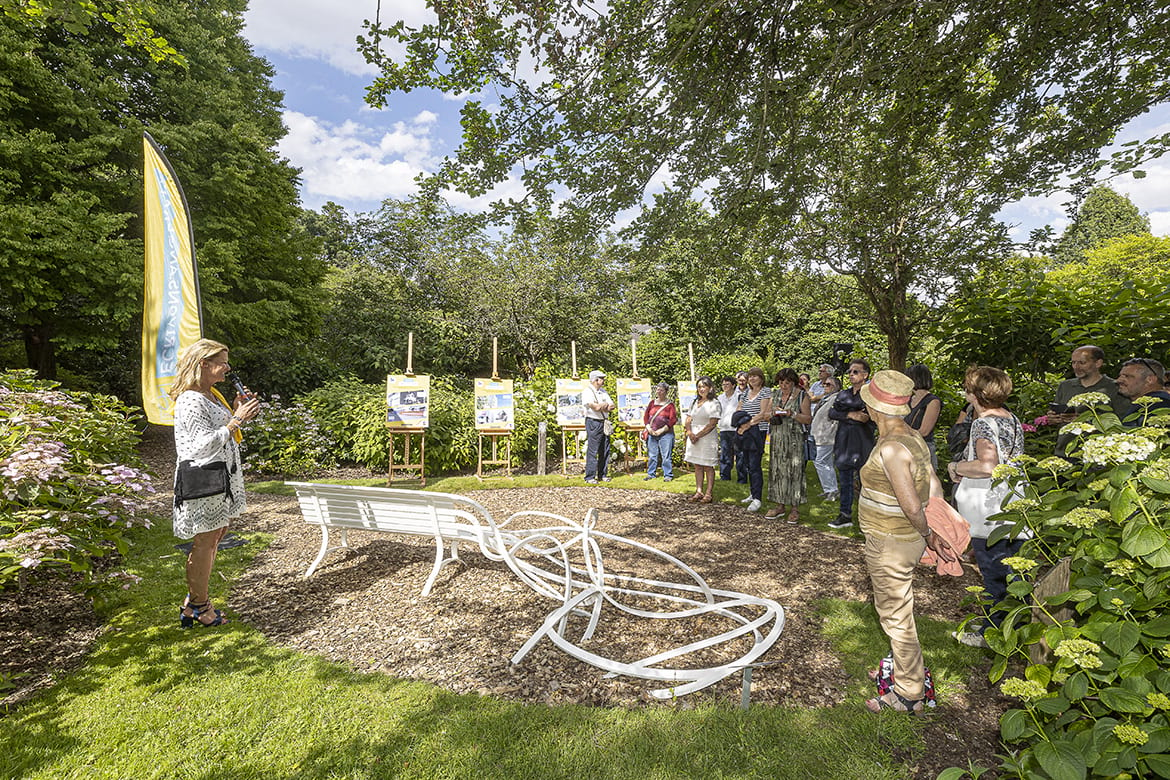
[174,460,235,508]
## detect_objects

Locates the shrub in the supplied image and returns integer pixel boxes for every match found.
[950,395,1170,779]
[240,395,336,476]
[0,370,153,590]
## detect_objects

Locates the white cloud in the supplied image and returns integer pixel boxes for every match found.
[280,110,437,204]
[244,0,434,76]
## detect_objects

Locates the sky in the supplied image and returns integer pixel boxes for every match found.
[241,0,1170,241]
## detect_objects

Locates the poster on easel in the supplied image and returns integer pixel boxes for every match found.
[475,378,515,431]
[555,378,586,426]
[386,374,430,428]
[677,380,697,415]
[616,378,651,426]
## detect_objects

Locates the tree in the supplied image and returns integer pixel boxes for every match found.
[0,0,325,399]
[363,1,1170,368]
[1052,185,1152,265]
[0,0,184,63]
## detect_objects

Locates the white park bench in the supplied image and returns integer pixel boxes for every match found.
[286,481,786,700]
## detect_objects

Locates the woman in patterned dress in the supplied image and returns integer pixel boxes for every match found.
[169,339,260,627]
[684,377,722,503]
[765,368,813,522]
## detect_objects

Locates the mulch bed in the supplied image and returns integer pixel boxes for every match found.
[1,425,1014,777]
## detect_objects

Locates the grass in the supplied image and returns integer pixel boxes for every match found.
[1,464,988,779]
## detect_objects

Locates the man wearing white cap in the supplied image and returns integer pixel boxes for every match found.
[583,370,615,483]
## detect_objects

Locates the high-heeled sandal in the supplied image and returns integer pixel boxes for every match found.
[182,599,228,628]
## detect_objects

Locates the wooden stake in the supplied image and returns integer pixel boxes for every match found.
[492,336,499,380]
[688,342,696,382]
[571,341,578,380]
[405,331,415,376]
[631,338,639,379]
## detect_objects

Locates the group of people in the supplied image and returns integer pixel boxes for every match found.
[169,336,1168,723]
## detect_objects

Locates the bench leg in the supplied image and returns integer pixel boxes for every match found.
[304,526,349,578]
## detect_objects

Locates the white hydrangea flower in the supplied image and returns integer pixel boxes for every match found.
[1066,392,1112,408]
[1082,433,1158,466]
[1060,421,1097,436]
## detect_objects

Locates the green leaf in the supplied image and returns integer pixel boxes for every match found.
[1026,664,1053,686]
[1139,726,1170,754]
[1140,474,1170,494]
[1000,707,1031,741]
[1145,615,1170,637]
[1143,752,1170,776]
[1121,523,1167,557]
[1036,695,1071,714]
[1064,672,1089,701]
[1142,544,1170,569]
[1099,686,1150,713]
[1034,739,1088,780]
[935,770,968,780]
[1102,621,1142,655]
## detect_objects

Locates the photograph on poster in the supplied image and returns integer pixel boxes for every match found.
[677,380,697,414]
[555,378,587,426]
[617,378,651,425]
[386,375,430,428]
[474,378,515,431]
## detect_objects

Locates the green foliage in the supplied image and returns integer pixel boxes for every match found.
[239,396,336,477]
[0,370,152,589]
[958,395,1170,778]
[940,236,1170,381]
[0,0,324,401]
[0,0,185,64]
[1052,186,1152,266]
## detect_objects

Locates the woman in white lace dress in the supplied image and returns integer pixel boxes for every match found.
[170,339,259,627]
[684,377,722,503]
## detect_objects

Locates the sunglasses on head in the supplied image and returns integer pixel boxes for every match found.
[1125,357,1160,375]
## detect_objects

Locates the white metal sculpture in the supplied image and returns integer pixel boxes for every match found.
[288,482,785,700]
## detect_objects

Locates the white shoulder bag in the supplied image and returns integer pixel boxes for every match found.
[952,416,1028,540]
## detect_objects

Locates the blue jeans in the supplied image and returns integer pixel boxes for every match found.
[584,418,609,480]
[742,427,765,499]
[719,430,738,480]
[836,463,859,525]
[971,537,1025,630]
[646,432,674,478]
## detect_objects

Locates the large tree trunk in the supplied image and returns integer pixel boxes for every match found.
[23,323,57,380]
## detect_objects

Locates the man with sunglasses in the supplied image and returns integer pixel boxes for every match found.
[1116,357,1170,425]
[1050,346,1126,456]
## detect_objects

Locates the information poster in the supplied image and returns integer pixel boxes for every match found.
[616,378,651,426]
[555,378,586,426]
[677,380,697,416]
[475,378,515,431]
[386,374,430,428]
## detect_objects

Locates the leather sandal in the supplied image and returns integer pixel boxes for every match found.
[764,508,785,520]
[865,690,923,715]
[700,494,713,503]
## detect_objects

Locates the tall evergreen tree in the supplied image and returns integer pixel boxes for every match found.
[1053,185,1152,265]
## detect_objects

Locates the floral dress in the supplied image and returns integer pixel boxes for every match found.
[768,389,807,505]
[172,391,246,539]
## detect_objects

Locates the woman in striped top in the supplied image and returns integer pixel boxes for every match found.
[734,367,772,512]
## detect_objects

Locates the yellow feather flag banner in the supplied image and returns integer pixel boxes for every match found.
[141,132,203,425]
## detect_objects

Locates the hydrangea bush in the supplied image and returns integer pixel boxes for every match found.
[239,395,337,476]
[945,394,1170,779]
[0,370,154,589]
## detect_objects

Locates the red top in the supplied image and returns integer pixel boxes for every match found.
[643,401,678,434]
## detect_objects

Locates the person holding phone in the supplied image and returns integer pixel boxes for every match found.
[1049,346,1125,456]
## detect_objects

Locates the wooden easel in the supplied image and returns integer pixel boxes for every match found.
[388,428,426,486]
[477,432,512,478]
[477,338,513,479]
[561,425,586,477]
[387,332,427,486]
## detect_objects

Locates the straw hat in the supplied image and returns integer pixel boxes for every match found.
[859,369,914,416]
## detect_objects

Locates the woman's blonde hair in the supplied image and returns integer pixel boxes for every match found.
[168,338,230,400]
